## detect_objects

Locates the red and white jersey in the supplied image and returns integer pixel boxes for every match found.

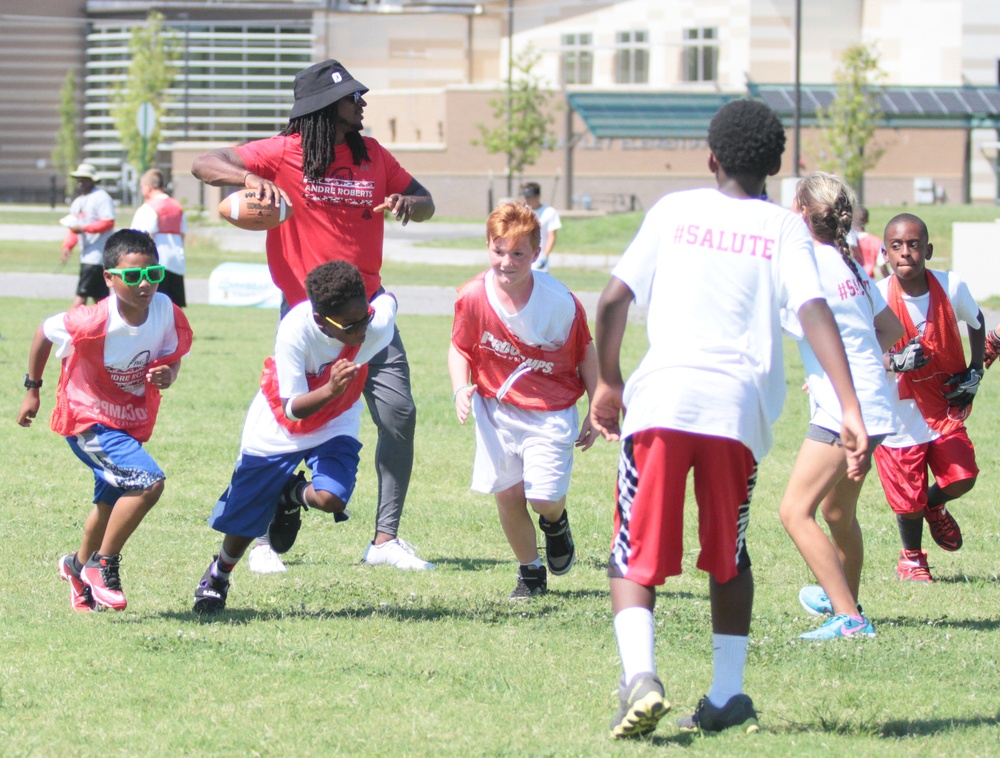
[452,271,591,412]
[47,293,192,442]
[236,134,414,305]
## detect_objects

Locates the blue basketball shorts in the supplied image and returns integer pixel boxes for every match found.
[208,435,363,538]
[66,424,165,507]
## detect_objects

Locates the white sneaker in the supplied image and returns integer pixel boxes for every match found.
[361,538,435,570]
[248,543,287,574]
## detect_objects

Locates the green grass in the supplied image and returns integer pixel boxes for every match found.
[1,299,999,755]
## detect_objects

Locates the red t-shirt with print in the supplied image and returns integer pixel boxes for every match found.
[236,134,414,304]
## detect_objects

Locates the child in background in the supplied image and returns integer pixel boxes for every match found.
[591,100,868,738]
[193,261,397,613]
[849,205,890,279]
[449,201,596,600]
[873,213,985,582]
[779,173,902,639]
[18,229,192,611]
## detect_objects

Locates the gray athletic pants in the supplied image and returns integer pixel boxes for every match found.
[362,326,416,537]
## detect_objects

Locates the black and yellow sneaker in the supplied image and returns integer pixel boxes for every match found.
[610,673,669,739]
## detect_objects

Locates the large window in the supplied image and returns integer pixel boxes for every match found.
[682,27,718,82]
[561,33,593,85]
[615,30,649,84]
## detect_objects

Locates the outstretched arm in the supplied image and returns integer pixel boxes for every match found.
[590,276,634,441]
[191,147,292,208]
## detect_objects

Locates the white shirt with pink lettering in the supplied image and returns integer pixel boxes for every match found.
[783,243,895,436]
[612,188,824,460]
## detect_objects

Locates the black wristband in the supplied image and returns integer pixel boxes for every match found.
[23,374,43,390]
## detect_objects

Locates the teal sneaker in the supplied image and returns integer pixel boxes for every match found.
[799,613,876,640]
[799,585,832,616]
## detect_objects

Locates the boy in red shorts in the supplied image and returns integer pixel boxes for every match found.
[873,213,985,582]
[592,100,868,738]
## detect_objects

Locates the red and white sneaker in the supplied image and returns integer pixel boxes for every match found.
[80,552,127,610]
[924,504,962,551]
[896,549,934,582]
[58,554,95,612]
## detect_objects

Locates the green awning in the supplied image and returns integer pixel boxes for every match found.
[566,92,745,138]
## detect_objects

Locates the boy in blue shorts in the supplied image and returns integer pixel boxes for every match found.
[18,229,193,611]
[592,100,868,737]
[192,260,397,613]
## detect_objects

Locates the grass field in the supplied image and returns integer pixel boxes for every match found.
[1,297,999,755]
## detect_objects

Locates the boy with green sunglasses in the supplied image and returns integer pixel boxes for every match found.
[18,229,193,612]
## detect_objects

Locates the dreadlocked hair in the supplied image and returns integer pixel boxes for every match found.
[282,104,370,180]
[796,172,870,302]
[306,260,366,317]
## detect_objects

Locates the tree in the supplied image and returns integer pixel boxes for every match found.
[52,70,80,185]
[110,11,180,174]
[815,43,886,202]
[474,46,556,196]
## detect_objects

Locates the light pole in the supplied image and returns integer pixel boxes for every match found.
[793,0,801,177]
[506,0,514,196]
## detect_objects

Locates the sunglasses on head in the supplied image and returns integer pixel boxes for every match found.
[107,265,166,285]
[324,306,375,334]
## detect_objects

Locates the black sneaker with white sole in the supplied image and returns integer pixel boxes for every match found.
[539,510,576,576]
[509,564,547,600]
[193,558,230,614]
[268,470,307,554]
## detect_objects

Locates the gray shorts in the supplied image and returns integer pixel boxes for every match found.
[806,424,886,451]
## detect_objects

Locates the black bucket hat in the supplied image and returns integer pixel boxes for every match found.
[289,60,369,119]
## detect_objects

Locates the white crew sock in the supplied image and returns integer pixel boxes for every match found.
[707,633,748,707]
[614,606,656,683]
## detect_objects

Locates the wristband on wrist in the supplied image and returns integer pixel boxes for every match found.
[23,374,43,390]
[453,383,473,403]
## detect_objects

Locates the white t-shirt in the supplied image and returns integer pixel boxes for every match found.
[783,243,895,435]
[876,270,981,448]
[240,293,397,455]
[612,188,824,461]
[131,203,187,275]
[69,188,115,265]
[43,292,180,396]
[530,204,562,272]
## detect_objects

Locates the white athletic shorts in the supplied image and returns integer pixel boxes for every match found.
[470,393,578,501]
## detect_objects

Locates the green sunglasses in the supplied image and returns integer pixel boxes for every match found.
[107,265,166,285]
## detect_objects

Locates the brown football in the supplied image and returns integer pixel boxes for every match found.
[218,189,292,231]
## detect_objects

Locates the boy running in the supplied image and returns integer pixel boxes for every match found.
[591,100,868,738]
[873,213,985,582]
[18,229,192,611]
[449,201,596,599]
[193,260,397,613]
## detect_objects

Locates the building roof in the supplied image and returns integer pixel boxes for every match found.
[567,85,1000,138]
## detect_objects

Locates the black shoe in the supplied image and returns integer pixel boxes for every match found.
[509,564,547,600]
[677,694,759,734]
[193,558,230,614]
[539,511,576,576]
[268,471,307,554]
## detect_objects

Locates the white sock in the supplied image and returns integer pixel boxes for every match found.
[614,606,656,683]
[707,633,748,707]
[520,557,543,570]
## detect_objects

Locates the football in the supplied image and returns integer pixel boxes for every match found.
[218,189,292,231]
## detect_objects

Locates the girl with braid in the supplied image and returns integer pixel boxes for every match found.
[779,172,902,639]
[192,60,435,572]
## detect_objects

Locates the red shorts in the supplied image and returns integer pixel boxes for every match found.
[873,428,978,515]
[609,428,757,585]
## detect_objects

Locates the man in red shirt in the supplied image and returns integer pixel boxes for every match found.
[192,60,436,571]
